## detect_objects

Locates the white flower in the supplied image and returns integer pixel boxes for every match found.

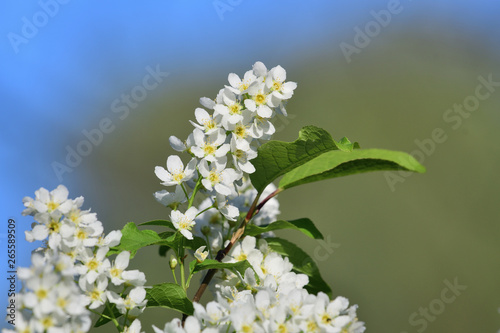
[199,159,238,196]
[194,246,209,262]
[79,275,108,309]
[230,138,257,174]
[215,193,239,221]
[171,207,198,240]
[155,155,197,186]
[230,303,263,333]
[22,185,73,216]
[23,273,59,315]
[169,133,196,153]
[227,70,257,94]
[154,185,188,207]
[25,211,64,247]
[107,251,130,285]
[76,247,111,283]
[226,236,262,264]
[190,108,221,134]
[191,128,228,163]
[266,65,297,101]
[97,230,122,248]
[249,116,276,139]
[214,89,246,126]
[107,287,147,316]
[245,84,273,118]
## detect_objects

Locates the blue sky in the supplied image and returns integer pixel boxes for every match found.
[0,0,499,323]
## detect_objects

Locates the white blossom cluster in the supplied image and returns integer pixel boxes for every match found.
[154,61,296,242]
[4,185,148,333]
[153,236,365,333]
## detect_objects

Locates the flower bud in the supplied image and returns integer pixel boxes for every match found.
[169,255,178,270]
[201,226,211,236]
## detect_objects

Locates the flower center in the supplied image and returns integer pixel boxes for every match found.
[90,290,101,301]
[47,201,59,212]
[239,83,249,92]
[36,288,48,300]
[42,317,54,329]
[278,324,288,333]
[307,321,318,332]
[204,119,216,130]
[69,211,80,224]
[178,217,193,230]
[229,103,242,115]
[241,324,253,333]
[321,313,332,324]
[87,258,99,271]
[48,220,60,233]
[110,267,122,278]
[234,149,246,161]
[203,144,216,156]
[76,229,87,240]
[234,124,247,138]
[272,81,282,91]
[255,93,266,105]
[57,297,67,308]
[172,172,186,182]
[236,253,247,261]
[208,171,221,184]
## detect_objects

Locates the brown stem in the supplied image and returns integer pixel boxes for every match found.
[181,187,282,323]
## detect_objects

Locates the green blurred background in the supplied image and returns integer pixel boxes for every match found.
[3,1,500,332]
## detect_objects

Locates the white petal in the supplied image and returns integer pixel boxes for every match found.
[244,99,256,111]
[185,207,199,220]
[167,155,184,173]
[198,159,210,177]
[215,144,230,157]
[200,97,215,109]
[52,185,69,202]
[272,65,286,82]
[253,61,268,77]
[257,105,273,118]
[115,251,130,270]
[214,183,231,196]
[195,108,210,125]
[180,229,193,240]
[169,136,186,152]
[214,104,229,116]
[154,166,171,183]
[228,73,241,88]
[193,128,206,145]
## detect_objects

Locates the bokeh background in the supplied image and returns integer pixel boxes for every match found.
[1,0,499,331]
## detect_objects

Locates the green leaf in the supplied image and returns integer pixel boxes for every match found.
[139,219,175,230]
[108,223,206,258]
[279,148,426,190]
[250,126,358,193]
[245,218,323,240]
[109,223,162,258]
[265,237,332,297]
[157,231,207,254]
[145,283,194,315]
[93,303,121,327]
[190,259,253,276]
